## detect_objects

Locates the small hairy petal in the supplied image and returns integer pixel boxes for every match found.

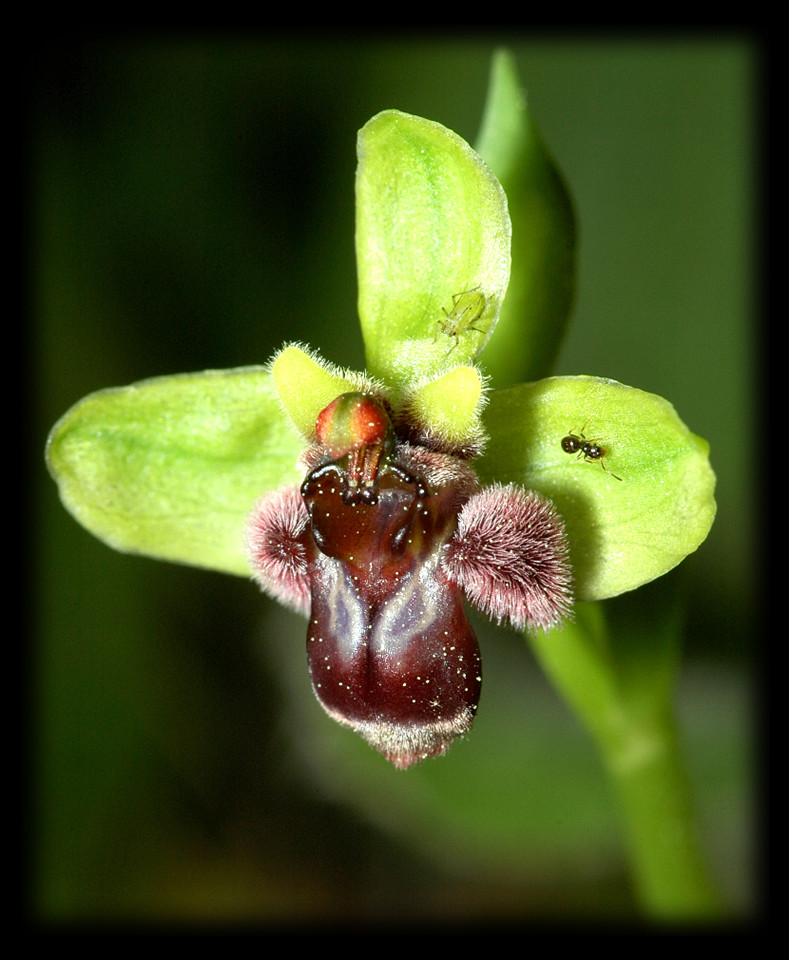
[443,483,573,631]
[245,485,311,616]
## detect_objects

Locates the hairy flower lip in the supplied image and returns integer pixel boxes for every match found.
[306,549,483,770]
[246,393,572,768]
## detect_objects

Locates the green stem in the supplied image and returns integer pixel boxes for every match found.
[600,706,724,919]
[528,602,725,920]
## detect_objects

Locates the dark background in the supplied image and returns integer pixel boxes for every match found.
[30,34,756,925]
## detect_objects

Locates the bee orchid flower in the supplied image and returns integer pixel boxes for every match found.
[46,56,715,773]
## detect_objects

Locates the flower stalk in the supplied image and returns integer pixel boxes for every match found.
[530,602,725,918]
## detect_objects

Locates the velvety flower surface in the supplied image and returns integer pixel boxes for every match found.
[246,393,572,768]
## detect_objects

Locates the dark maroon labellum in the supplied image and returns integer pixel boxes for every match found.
[246,391,573,769]
[300,448,481,769]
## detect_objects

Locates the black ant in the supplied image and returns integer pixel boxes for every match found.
[561,426,622,481]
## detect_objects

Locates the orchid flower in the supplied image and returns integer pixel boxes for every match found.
[45,52,719,916]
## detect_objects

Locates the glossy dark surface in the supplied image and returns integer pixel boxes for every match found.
[301,457,481,767]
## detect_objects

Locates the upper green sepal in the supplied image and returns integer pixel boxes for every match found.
[478,375,716,601]
[355,109,511,387]
[45,367,305,577]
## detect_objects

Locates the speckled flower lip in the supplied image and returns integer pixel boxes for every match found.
[246,392,571,768]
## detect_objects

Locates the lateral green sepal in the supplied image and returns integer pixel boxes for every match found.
[477,375,716,600]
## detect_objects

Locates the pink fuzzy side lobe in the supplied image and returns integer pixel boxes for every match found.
[245,485,311,617]
[443,483,573,631]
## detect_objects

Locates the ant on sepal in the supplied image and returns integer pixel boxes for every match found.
[561,425,622,481]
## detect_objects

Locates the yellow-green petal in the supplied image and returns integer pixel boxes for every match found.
[271,343,382,441]
[403,365,487,451]
[46,367,304,577]
[478,376,716,600]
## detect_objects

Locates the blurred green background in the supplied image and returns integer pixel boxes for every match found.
[31,36,756,925]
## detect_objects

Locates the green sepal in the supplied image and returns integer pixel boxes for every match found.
[477,375,716,600]
[355,109,511,387]
[45,367,305,577]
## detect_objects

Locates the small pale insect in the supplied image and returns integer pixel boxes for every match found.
[435,286,488,355]
[561,426,622,481]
